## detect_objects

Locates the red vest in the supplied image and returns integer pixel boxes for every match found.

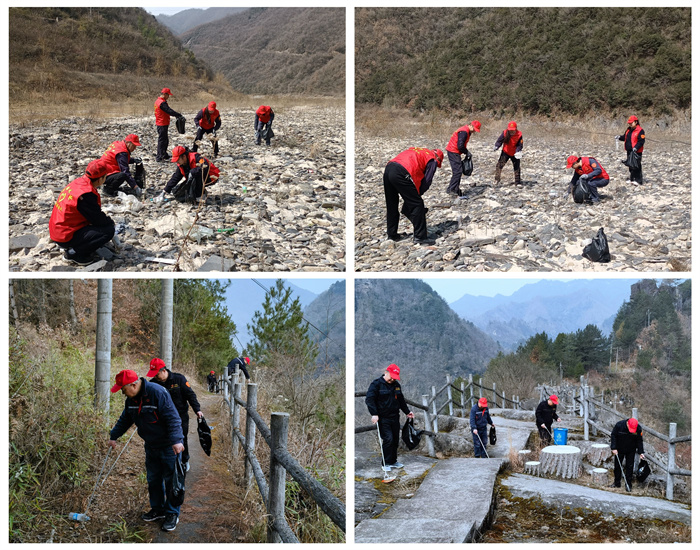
[155,97,170,126]
[178,152,220,180]
[389,148,436,193]
[101,140,129,176]
[256,106,272,123]
[49,176,101,242]
[446,125,471,154]
[576,157,609,181]
[624,125,645,153]
[198,108,220,130]
[501,130,523,157]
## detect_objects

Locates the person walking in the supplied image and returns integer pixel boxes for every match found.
[154,88,183,162]
[470,397,495,458]
[610,417,645,491]
[617,115,645,185]
[445,120,481,196]
[493,121,523,185]
[193,101,221,157]
[566,155,610,204]
[108,369,184,532]
[365,364,415,471]
[383,147,443,245]
[207,371,218,393]
[535,394,561,445]
[147,358,204,473]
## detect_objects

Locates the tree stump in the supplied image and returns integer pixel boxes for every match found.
[524,461,541,476]
[586,443,611,466]
[539,445,582,479]
[591,468,608,485]
[517,449,531,466]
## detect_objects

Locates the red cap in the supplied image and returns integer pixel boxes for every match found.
[171,145,187,163]
[111,369,138,393]
[627,115,638,124]
[471,120,481,132]
[244,357,250,364]
[208,101,217,111]
[507,121,518,131]
[566,155,579,169]
[627,418,639,432]
[210,371,215,374]
[85,158,109,179]
[386,363,401,381]
[161,87,173,96]
[433,149,444,168]
[478,397,488,408]
[146,357,166,377]
[549,394,559,405]
[125,134,141,147]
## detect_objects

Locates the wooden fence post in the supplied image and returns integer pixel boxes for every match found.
[583,386,589,441]
[244,383,258,488]
[268,412,290,543]
[667,422,677,500]
[232,381,242,458]
[478,377,483,399]
[468,374,474,408]
[431,386,438,434]
[632,407,638,420]
[492,382,497,406]
[446,375,454,417]
[422,395,435,458]
[460,381,466,417]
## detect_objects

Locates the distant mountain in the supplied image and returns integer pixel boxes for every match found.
[355,279,500,397]
[304,281,345,368]
[156,8,249,35]
[450,279,638,350]
[180,7,345,96]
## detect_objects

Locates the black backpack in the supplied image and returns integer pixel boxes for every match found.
[401,418,422,450]
[582,227,611,263]
[573,179,590,204]
[461,150,474,176]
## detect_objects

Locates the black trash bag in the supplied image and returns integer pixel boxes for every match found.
[572,179,590,204]
[176,116,186,135]
[166,454,186,507]
[582,227,611,263]
[133,161,146,189]
[623,150,641,171]
[261,124,274,141]
[489,425,497,445]
[401,418,422,450]
[171,173,200,203]
[461,150,474,176]
[197,416,212,457]
[636,459,651,483]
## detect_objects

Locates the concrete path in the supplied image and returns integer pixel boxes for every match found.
[502,473,691,525]
[355,459,505,543]
[485,416,533,458]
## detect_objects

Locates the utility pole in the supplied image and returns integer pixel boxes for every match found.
[95,279,113,414]
[160,279,174,368]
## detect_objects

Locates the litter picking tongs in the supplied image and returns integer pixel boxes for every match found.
[376,423,397,483]
[69,446,113,522]
[474,430,491,459]
[101,428,138,486]
[614,452,632,492]
[544,425,559,445]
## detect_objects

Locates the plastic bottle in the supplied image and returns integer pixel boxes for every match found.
[68,512,90,522]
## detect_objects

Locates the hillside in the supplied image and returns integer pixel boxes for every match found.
[356,7,690,117]
[304,281,346,368]
[355,279,500,395]
[181,8,346,96]
[451,279,636,350]
[156,8,249,35]
[9,7,235,111]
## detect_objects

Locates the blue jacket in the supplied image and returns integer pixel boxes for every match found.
[470,404,493,431]
[110,378,183,449]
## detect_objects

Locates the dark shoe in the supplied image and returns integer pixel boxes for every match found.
[413,235,436,245]
[447,189,463,197]
[388,232,409,242]
[609,483,621,488]
[63,250,95,266]
[142,509,166,522]
[162,513,179,532]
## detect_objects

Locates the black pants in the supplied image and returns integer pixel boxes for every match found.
[472,427,488,458]
[104,172,130,195]
[179,411,190,464]
[383,162,427,240]
[495,151,521,184]
[586,178,609,201]
[193,127,219,156]
[613,450,636,488]
[156,125,170,161]
[378,416,400,466]
[626,151,643,184]
[56,223,115,257]
[447,151,464,193]
[537,424,552,444]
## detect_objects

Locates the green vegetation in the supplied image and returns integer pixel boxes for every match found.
[356,8,690,117]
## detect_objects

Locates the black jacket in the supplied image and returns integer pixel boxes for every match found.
[152,369,201,415]
[611,419,644,454]
[365,376,409,418]
[227,357,250,380]
[110,378,183,448]
[535,399,559,428]
[207,373,217,385]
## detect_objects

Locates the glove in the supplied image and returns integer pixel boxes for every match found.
[514,151,523,159]
[632,147,638,153]
[153,191,166,203]
[493,146,499,152]
[131,157,142,164]
[579,174,588,181]
[615,135,621,140]
[133,186,143,198]
[212,130,217,137]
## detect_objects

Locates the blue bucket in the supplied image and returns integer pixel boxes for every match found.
[553,427,568,445]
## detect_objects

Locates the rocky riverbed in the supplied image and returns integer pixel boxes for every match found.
[355,130,691,272]
[9,106,345,272]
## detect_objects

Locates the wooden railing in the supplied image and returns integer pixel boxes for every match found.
[355,374,523,458]
[219,366,346,542]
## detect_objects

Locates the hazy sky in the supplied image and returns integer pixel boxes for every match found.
[144,7,198,16]
[422,279,544,303]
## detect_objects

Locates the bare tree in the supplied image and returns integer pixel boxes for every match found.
[68,280,78,330]
[9,280,19,329]
[95,279,112,414]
